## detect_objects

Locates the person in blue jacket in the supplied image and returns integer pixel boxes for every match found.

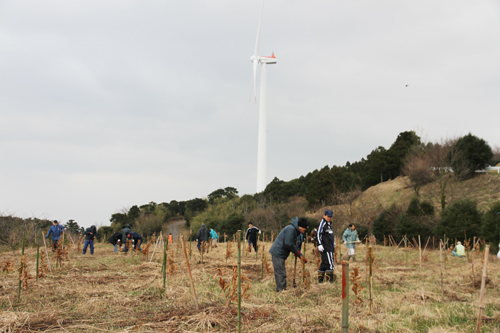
[209,228,219,248]
[46,220,64,252]
[342,223,360,262]
[269,217,308,292]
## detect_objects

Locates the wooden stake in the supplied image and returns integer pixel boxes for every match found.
[475,245,490,333]
[41,231,52,271]
[180,236,199,311]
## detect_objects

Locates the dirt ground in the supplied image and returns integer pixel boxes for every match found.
[1,237,500,332]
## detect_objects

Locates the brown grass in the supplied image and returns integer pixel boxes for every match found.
[0,240,499,332]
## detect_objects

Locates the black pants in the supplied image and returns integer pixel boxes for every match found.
[248,239,257,252]
[318,251,334,273]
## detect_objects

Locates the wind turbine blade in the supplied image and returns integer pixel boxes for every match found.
[253,0,264,57]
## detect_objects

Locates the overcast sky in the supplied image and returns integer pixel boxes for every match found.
[1,0,499,228]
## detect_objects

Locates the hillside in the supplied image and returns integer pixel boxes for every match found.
[312,173,500,231]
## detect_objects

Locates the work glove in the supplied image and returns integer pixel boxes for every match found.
[318,245,324,252]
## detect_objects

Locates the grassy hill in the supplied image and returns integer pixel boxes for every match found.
[310,173,500,233]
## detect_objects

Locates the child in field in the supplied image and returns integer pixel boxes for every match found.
[342,224,360,261]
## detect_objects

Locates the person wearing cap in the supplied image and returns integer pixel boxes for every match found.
[342,223,360,261]
[245,223,261,253]
[82,225,97,255]
[128,231,143,251]
[122,224,132,252]
[269,217,308,292]
[317,210,336,283]
[196,223,209,252]
[452,241,465,258]
[46,220,64,252]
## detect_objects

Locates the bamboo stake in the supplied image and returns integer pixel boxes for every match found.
[422,236,431,257]
[292,256,298,288]
[418,235,422,272]
[369,246,373,313]
[261,246,264,278]
[237,230,242,333]
[475,245,490,333]
[18,234,25,298]
[439,240,444,295]
[189,229,192,260]
[180,236,199,311]
[41,232,52,271]
[341,261,349,333]
[163,239,167,289]
[149,235,160,262]
[36,243,39,282]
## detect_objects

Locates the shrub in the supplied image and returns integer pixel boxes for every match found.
[395,214,433,241]
[372,205,402,241]
[481,202,500,253]
[434,199,481,241]
[355,225,369,240]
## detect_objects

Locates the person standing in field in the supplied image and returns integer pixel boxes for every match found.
[452,241,465,258]
[82,225,97,255]
[196,224,209,252]
[342,223,360,261]
[209,228,219,248]
[317,210,336,283]
[108,232,122,253]
[168,233,173,244]
[269,217,308,292]
[46,220,64,252]
[245,222,261,253]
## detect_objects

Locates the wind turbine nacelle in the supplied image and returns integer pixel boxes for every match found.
[259,54,277,64]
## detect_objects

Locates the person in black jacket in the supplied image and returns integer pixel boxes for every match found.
[129,231,143,251]
[196,224,209,252]
[108,232,122,253]
[316,210,335,283]
[245,223,261,253]
[82,225,97,255]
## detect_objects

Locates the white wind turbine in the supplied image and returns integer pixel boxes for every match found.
[250,1,277,193]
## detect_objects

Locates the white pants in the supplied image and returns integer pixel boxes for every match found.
[497,251,500,260]
[347,248,355,256]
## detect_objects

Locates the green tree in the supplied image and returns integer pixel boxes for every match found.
[220,213,245,236]
[64,219,84,234]
[434,199,482,240]
[306,166,334,208]
[364,147,389,189]
[448,133,493,179]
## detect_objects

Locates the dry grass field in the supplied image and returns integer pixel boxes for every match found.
[1,237,500,332]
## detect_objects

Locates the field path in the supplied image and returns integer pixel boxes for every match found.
[166,220,186,238]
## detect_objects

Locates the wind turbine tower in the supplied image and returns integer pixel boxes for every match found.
[250,1,277,193]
